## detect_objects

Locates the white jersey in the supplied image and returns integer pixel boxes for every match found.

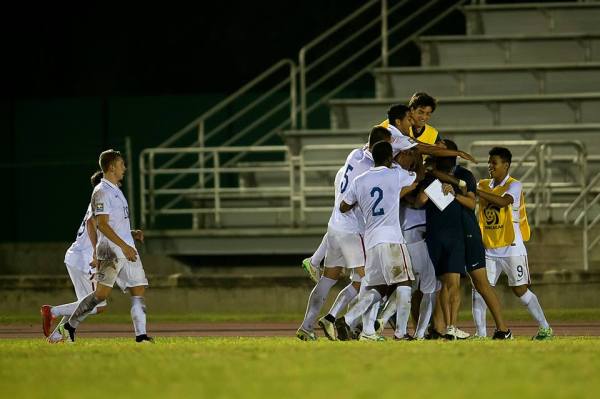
[343,166,416,250]
[485,174,527,257]
[327,148,373,234]
[400,207,426,232]
[91,178,135,260]
[388,125,418,155]
[64,204,94,273]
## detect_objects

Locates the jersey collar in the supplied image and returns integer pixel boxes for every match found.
[490,174,511,188]
[101,178,120,191]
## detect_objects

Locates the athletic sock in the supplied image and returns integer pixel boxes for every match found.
[361,301,381,335]
[415,292,435,339]
[379,288,398,326]
[130,296,147,336]
[519,289,550,329]
[472,289,488,337]
[345,288,382,329]
[395,286,412,337]
[52,301,98,317]
[311,234,328,268]
[67,292,101,329]
[328,283,358,318]
[300,276,337,331]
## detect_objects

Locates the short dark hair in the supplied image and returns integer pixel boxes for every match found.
[372,141,393,166]
[368,126,391,148]
[437,139,458,171]
[489,147,512,164]
[99,149,122,173]
[90,171,103,187]
[387,104,410,126]
[408,92,437,112]
[441,138,458,151]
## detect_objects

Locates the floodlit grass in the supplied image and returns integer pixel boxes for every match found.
[0,337,599,398]
[2,308,600,324]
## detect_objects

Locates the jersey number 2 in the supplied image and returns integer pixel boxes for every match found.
[370,187,384,216]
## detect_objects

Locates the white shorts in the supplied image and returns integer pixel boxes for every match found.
[486,255,530,287]
[406,240,437,294]
[96,257,149,292]
[65,263,108,307]
[324,228,365,269]
[365,243,414,286]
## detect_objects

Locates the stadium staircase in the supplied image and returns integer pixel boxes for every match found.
[140,0,600,271]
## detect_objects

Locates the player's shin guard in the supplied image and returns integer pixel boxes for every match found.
[344,288,382,329]
[472,289,488,337]
[328,283,358,318]
[300,276,337,331]
[67,292,101,329]
[519,289,550,329]
[415,292,434,339]
[395,286,412,337]
[130,296,147,336]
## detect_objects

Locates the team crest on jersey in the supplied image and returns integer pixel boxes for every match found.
[95,203,104,212]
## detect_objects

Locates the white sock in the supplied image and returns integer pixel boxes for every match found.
[311,234,328,268]
[472,289,488,336]
[415,292,435,339]
[379,289,398,326]
[395,286,412,337]
[361,301,381,335]
[130,296,147,336]
[519,289,550,329]
[300,276,337,331]
[67,293,101,328]
[344,288,382,329]
[328,283,358,318]
[52,302,98,317]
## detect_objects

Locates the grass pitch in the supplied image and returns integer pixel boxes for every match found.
[1,337,599,399]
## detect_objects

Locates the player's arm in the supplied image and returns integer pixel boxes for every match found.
[455,190,476,210]
[339,201,355,213]
[95,214,138,261]
[400,181,418,199]
[416,142,476,163]
[429,169,466,190]
[415,187,429,208]
[86,216,99,269]
[476,189,513,208]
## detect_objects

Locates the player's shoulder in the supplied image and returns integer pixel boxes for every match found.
[507,177,523,190]
[348,147,365,162]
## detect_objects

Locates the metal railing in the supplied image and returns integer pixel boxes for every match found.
[465,140,587,227]
[140,146,294,229]
[564,173,600,271]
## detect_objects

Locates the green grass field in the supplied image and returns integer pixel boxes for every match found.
[1,337,599,399]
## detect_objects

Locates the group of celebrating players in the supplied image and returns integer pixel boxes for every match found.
[297,92,553,341]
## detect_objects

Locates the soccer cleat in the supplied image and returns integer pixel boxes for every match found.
[444,326,470,340]
[359,332,386,342]
[393,333,415,341]
[296,327,317,341]
[425,326,444,340]
[47,323,68,344]
[135,334,155,343]
[318,317,337,341]
[532,327,553,341]
[492,329,513,340]
[334,318,353,341]
[63,323,76,342]
[40,305,54,337]
[301,258,320,284]
[470,334,488,341]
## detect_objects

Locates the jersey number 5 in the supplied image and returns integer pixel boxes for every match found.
[340,164,354,194]
[370,187,384,216]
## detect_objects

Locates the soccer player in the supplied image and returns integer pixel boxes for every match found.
[41,171,108,342]
[61,149,152,343]
[336,141,418,341]
[475,147,552,340]
[296,127,407,341]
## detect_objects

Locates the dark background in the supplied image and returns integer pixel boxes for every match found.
[0,0,565,242]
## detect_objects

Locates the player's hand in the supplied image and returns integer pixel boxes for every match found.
[122,244,138,261]
[458,150,477,163]
[131,229,144,243]
[458,179,468,195]
[89,256,99,269]
[442,183,455,196]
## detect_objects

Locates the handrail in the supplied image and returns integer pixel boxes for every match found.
[299,0,467,129]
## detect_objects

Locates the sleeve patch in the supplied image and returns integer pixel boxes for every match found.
[95,203,104,212]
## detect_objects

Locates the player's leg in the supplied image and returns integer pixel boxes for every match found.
[468,268,509,335]
[507,256,552,340]
[301,233,327,283]
[408,239,436,339]
[118,257,151,342]
[471,257,501,337]
[298,265,341,340]
[389,243,416,340]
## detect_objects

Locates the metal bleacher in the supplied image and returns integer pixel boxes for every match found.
[141,0,600,265]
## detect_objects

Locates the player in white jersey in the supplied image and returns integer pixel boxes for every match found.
[336,141,418,341]
[297,127,405,341]
[61,149,152,343]
[40,171,108,342]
